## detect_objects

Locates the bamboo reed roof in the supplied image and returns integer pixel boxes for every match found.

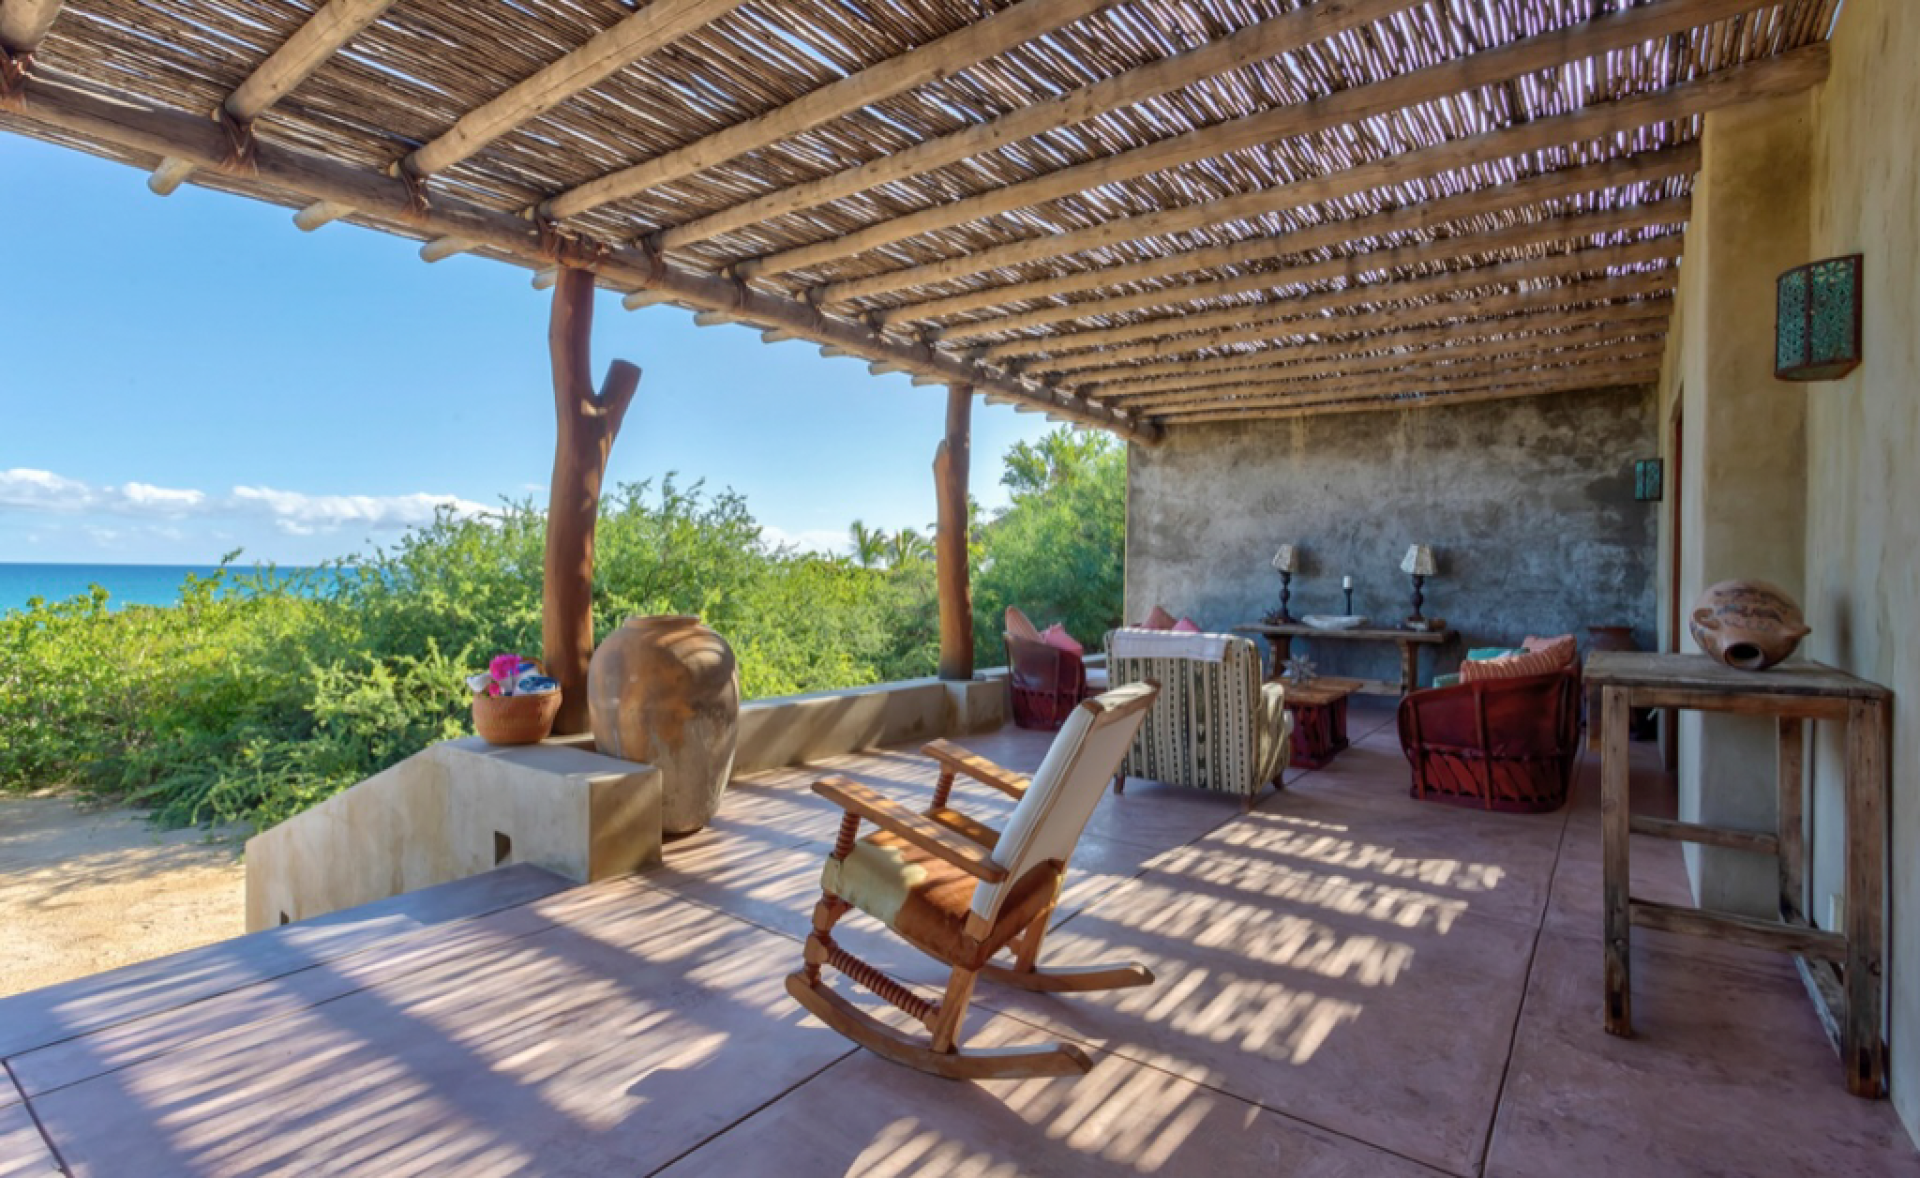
[0,0,1841,441]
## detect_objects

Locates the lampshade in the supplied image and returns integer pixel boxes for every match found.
[1271,544,1298,573]
[1400,545,1436,577]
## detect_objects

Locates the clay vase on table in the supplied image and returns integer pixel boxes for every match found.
[1689,580,1811,672]
[588,615,740,835]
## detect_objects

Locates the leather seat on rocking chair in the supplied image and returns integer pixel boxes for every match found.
[788,681,1160,1080]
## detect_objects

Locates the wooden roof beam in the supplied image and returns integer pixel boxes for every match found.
[538,0,1121,225]
[868,145,1696,327]
[935,200,1688,342]
[152,0,399,196]
[1094,320,1670,400]
[746,0,1800,284]
[1066,300,1672,389]
[654,0,1418,252]
[1120,341,1669,410]
[0,0,64,53]
[5,71,1157,445]
[1162,376,1660,426]
[979,241,1682,361]
[1027,274,1676,374]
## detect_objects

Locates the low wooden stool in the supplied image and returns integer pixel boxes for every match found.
[1283,676,1365,769]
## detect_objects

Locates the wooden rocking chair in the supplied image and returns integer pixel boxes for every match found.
[787,681,1160,1080]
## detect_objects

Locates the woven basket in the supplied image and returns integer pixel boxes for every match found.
[472,689,562,746]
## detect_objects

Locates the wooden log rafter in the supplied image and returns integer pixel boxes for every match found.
[934,384,973,681]
[1070,302,1673,390]
[654,0,1419,253]
[0,0,63,53]
[1162,377,1660,426]
[539,0,1121,226]
[544,267,641,734]
[1129,341,1670,413]
[744,0,1806,286]
[1144,359,1668,421]
[971,237,1683,359]
[1096,326,1671,403]
[3,72,1159,443]
[1026,275,1676,374]
[151,0,400,195]
[868,146,1698,327]
[938,201,1689,344]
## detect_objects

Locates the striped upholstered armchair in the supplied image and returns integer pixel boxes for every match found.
[1103,628,1293,810]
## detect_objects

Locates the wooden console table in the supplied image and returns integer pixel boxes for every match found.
[1586,651,1889,1097]
[1235,623,1455,696]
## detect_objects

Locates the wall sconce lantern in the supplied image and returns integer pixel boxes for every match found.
[1634,458,1663,502]
[1776,254,1863,381]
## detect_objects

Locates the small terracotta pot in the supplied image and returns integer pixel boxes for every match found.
[1689,580,1811,671]
[472,689,562,745]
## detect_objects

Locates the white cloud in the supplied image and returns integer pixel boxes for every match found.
[0,468,487,536]
[759,524,849,555]
[0,469,93,510]
[230,486,489,535]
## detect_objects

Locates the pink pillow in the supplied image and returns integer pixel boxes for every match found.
[1139,605,1177,631]
[1004,606,1042,642]
[1040,623,1084,655]
[1171,617,1202,633]
[1521,634,1579,669]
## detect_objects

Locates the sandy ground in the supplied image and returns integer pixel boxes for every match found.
[0,793,248,998]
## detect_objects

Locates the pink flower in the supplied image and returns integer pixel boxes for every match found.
[489,654,522,682]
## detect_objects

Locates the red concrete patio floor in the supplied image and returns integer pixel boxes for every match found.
[1,700,1913,1176]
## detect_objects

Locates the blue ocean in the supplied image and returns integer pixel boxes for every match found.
[0,563,323,611]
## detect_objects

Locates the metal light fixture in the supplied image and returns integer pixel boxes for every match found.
[1776,255,1863,381]
[1634,458,1663,502]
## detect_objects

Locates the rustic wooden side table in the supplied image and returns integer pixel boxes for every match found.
[1585,651,1890,1097]
[1281,676,1365,769]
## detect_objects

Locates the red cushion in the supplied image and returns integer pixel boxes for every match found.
[1040,623,1084,655]
[1460,648,1567,683]
[1171,617,1202,633]
[1521,634,1579,669]
[1139,605,1177,630]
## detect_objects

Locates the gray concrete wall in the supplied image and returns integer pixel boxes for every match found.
[1125,387,1659,687]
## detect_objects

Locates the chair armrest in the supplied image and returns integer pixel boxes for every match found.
[812,776,1007,884]
[922,738,1031,801]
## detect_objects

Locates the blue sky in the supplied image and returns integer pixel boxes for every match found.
[0,133,1055,565]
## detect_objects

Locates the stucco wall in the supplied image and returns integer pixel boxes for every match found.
[1804,0,1920,1142]
[1126,387,1659,687]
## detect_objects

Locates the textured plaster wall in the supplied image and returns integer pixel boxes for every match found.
[1125,387,1658,687]
[1804,0,1920,1142]
[1661,92,1814,917]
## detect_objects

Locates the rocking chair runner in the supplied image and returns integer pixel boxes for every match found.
[788,681,1161,1080]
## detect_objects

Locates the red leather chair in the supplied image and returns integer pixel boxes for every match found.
[1397,666,1582,813]
[1005,633,1090,731]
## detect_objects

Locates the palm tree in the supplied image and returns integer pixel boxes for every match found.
[847,520,888,568]
[887,527,935,567]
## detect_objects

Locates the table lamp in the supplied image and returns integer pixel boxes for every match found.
[1270,545,1299,623]
[1401,544,1437,628]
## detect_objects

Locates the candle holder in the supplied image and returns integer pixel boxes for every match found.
[1343,585,1354,614]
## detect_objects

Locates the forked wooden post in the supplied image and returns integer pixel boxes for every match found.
[544,266,640,734]
[934,383,974,681]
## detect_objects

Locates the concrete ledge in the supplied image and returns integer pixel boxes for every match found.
[245,739,661,932]
[734,675,1007,774]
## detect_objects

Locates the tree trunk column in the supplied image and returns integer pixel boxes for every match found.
[935,383,974,681]
[544,267,639,734]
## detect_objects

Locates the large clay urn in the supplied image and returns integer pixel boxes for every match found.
[589,615,740,835]
[1689,580,1811,671]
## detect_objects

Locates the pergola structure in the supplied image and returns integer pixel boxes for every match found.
[0,0,1840,704]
